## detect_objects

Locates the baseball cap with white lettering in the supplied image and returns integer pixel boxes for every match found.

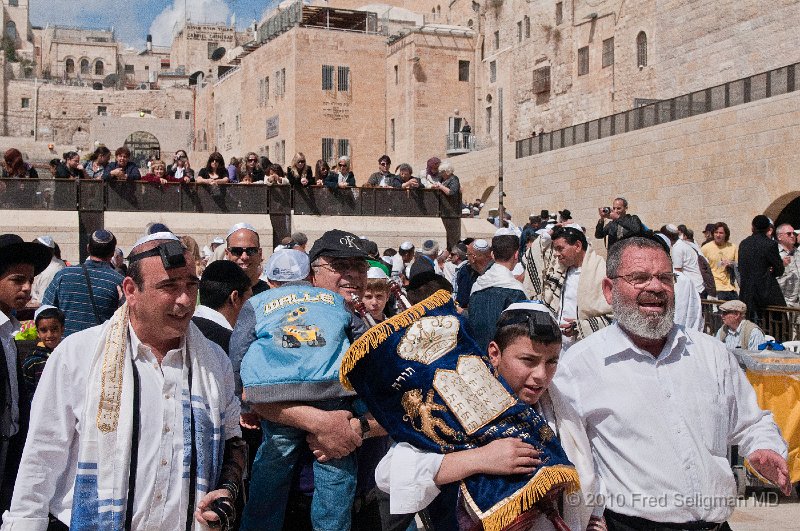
[308,229,369,263]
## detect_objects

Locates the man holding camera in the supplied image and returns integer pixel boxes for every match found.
[4,232,246,530]
[594,197,644,249]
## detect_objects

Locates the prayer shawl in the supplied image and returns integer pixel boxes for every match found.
[341,291,579,531]
[70,304,229,530]
[522,237,555,299]
[541,247,612,341]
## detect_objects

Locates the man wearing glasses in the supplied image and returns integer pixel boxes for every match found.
[556,236,790,530]
[541,225,612,350]
[775,223,800,306]
[240,152,266,184]
[225,222,269,295]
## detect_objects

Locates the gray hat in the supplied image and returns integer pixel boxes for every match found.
[719,300,747,314]
[265,249,310,282]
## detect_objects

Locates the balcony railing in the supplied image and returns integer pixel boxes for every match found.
[701,300,800,343]
[445,132,477,154]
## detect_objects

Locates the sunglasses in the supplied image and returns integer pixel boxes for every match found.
[313,259,369,274]
[338,163,348,167]
[228,246,260,257]
[297,160,306,164]
[247,158,258,163]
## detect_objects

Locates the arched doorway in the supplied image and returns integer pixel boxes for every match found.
[123,131,160,169]
[769,193,800,230]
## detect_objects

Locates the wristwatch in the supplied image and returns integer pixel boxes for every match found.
[358,415,371,439]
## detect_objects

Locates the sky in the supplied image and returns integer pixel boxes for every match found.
[30,0,284,49]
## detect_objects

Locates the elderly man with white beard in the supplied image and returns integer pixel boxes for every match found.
[554,236,789,531]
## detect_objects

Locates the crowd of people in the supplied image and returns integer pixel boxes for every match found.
[0,193,795,531]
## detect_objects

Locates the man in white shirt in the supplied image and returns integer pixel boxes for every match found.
[663,224,705,296]
[555,236,789,529]
[0,235,52,515]
[3,233,245,531]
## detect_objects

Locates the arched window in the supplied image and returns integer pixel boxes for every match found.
[80,58,90,75]
[4,21,17,41]
[95,60,104,76]
[65,58,75,74]
[636,31,647,67]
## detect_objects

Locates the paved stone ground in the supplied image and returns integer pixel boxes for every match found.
[729,490,800,530]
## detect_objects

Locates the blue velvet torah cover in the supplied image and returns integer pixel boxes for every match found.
[340,290,579,530]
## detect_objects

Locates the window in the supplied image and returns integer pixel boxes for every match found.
[390,119,395,151]
[494,31,500,50]
[337,139,350,158]
[236,114,240,131]
[65,58,75,74]
[275,70,282,96]
[394,65,398,85]
[322,137,335,163]
[532,66,550,94]
[555,2,563,25]
[517,22,522,43]
[5,21,17,41]
[175,111,181,119]
[207,42,218,59]
[80,59,90,75]
[337,66,350,92]
[95,60,104,75]
[124,64,134,74]
[486,106,492,135]
[489,61,496,83]
[280,68,286,95]
[265,76,270,100]
[602,38,614,68]
[280,140,286,164]
[524,16,530,38]
[97,106,107,116]
[322,65,334,90]
[578,46,589,76]
[637,32,648,67]
[184,111,191,119]
[458,60,470,82]
[21,98,30,109]
[9,0,18,6]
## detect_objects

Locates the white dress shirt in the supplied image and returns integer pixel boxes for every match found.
[672,240,704,294]
[0,311,20,437]
[193,304,233,331]
[673,271,703,331]
[554,323,786,524]
[3,324,240,530]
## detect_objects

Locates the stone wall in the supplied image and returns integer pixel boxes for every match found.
[457,89,800,250]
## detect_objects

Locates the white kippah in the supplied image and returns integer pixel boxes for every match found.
[132,231,180,249]
[367,266,389,279]
[503,301,552,316]
[473,239,489,251]
[36,235,55,248]
[226,222,258,239]
[399,241,414,251]
[562,223,584,232]
[34,304,58,321]
[494,227,515,236]
[212,237,224,245]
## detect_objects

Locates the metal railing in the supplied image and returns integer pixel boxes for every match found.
[0,178,462,218]
[515,62,799,159]
[446,132,477,153]
[700,300,800,343]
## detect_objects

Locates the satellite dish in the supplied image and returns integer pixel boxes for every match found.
[102,73,118,88]
[92,82,103,90]
[210,47,226,61]
[189,71,204,86]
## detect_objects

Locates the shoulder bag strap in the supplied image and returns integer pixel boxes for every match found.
[81,264,102,324]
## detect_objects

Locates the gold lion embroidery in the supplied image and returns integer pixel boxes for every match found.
[402,389,458,447]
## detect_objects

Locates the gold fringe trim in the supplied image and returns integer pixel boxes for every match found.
[468,465,580,531]
[340,289,453,389]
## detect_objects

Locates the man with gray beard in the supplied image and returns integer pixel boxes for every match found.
[554,236,789,531]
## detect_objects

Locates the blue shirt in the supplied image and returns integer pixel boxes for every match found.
[42,259,124,336]
[102,162,141,181]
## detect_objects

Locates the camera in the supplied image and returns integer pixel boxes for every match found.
[602,207,611,215]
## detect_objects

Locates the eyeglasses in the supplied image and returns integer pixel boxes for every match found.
[228,246,260,257]
[338,163,348,168]
[379,161,389,166]
[609,272,677,288]
[313,259,369,274]
[498,309,561,339]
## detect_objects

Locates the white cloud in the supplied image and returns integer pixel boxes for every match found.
[148,0,231,46]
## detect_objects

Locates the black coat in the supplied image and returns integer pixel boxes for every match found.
[192,316,232,355]
[738,232,785,316]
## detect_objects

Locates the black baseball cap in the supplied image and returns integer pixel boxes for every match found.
[308,229,370,263]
